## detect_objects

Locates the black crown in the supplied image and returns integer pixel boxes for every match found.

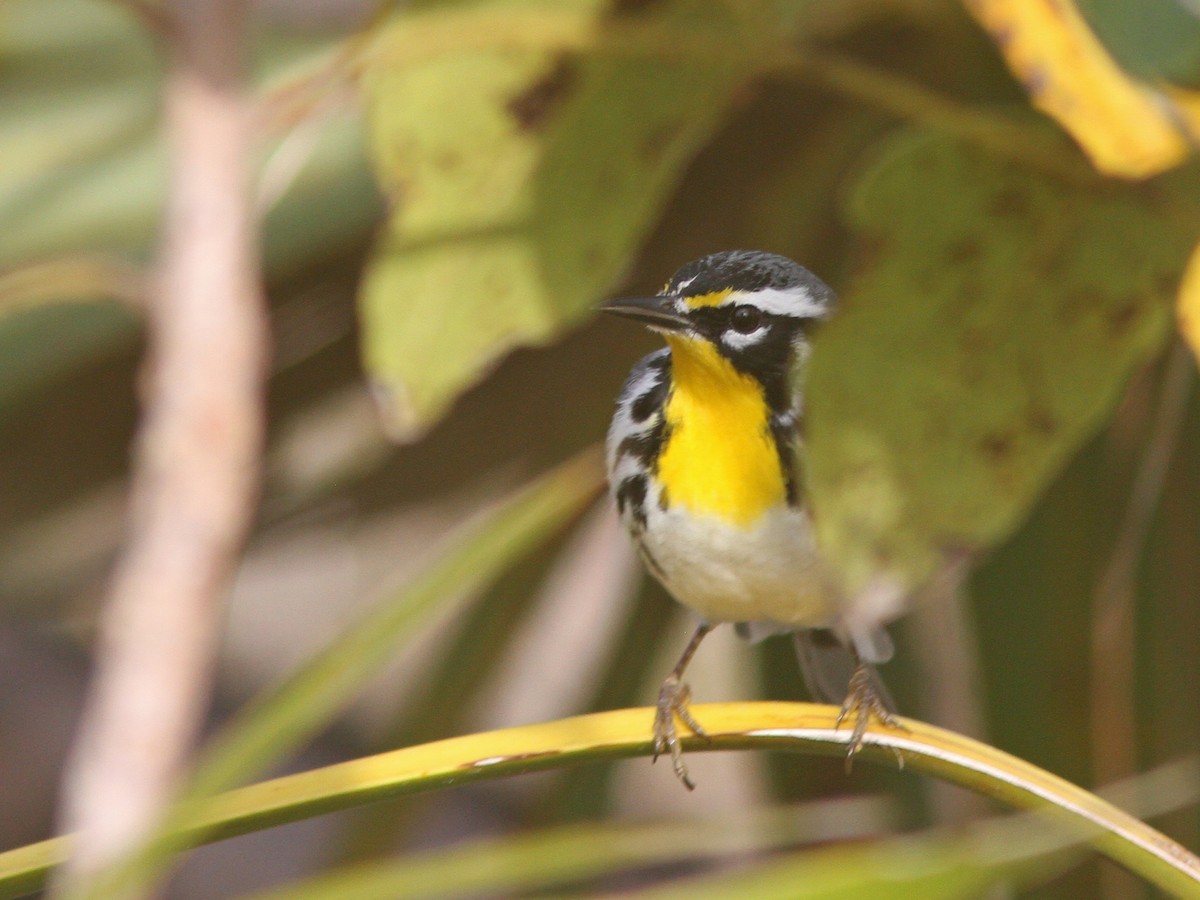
[666,250,833,305]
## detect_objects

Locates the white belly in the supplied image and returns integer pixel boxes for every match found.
[638,501,836,628]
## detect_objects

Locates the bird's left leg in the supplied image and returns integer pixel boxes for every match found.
[653,622,713,790]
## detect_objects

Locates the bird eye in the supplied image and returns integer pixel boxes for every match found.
[729,305,763,334]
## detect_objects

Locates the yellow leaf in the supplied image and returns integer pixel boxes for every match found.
[1164,84,1200,148]
[964,0,1188,178]
[4,704,1200,897]
[1178,239,1200,364]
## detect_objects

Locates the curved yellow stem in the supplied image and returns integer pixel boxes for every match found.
[1,703,1197,898]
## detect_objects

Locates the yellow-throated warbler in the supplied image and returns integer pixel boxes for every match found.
[604,250,897,789]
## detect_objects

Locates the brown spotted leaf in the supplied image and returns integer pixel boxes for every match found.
[357,2,786,439]
[806,130,1194,594]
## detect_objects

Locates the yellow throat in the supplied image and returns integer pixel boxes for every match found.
[657,335,787,527]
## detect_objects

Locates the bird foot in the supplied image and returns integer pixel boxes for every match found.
[836,664,905,770]
[653,673,709,790]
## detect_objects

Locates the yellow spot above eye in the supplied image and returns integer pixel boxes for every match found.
[681,289,732,309]
[657,336,786,527]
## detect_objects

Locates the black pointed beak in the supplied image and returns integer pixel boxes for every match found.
[601,295,689,332]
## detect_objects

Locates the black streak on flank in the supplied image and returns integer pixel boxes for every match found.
[625,351,670,423]
[616,474,648,528]
[619,397,669,469]
[507,56,578,131]
[618,429,661,466]
[630,376,668,423]
[769,416,799,506]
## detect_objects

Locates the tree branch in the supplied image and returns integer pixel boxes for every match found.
[1091,341,1193,782]
[55,0,267,892]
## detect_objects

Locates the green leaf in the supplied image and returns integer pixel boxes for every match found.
[0,304,138,422]
[652,759,1199,898]
[357,2,786,439]
[0,0,163,269]
[1077,0,1200,89]
[0,0,380,406]
[632,818,1079,899]
[0,0,376,271]
[806,129,1192,593]
[239,802,894,900]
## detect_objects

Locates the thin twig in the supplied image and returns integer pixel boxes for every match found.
[910,580,993,829]
[55,0,267,894]
[253,0,397,140]
[783,50,1097,186]
[1091,341,1194,899]
[1091,342,1194,780]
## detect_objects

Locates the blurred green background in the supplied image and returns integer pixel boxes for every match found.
[1,0,1199,897]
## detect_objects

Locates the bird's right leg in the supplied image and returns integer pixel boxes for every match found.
[653,622,713,790]
[836,657,905,771]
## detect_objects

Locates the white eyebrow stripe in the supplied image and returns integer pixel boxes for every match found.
[703,287,827,319]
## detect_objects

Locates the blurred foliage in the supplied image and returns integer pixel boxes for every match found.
[808,130,1196,594]
[1078,0,1200,87]
[359,1,766,437]
[1,0,1199,898]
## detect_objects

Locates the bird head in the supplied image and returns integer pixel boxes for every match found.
[602,250,836,390]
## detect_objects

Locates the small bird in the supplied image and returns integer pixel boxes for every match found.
[603,250,898,789]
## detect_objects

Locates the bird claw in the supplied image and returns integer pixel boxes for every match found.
[836,664,905,771]
[653,673,709,790]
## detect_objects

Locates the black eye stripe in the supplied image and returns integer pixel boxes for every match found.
[687,306,778,331]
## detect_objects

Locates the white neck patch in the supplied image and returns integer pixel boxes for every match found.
[722,325,770,351]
